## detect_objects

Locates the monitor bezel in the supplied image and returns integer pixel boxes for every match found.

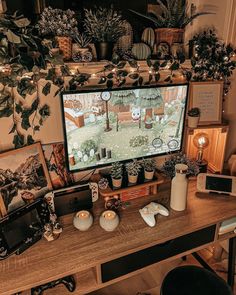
[61,83,189,173]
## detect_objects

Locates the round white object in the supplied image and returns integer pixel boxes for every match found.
[90,149,95,157]
[83,154,88,162]
[99,210,119,232]
[73,210,93,231]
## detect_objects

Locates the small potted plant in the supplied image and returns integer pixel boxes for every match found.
[84,7,125,60]
[111,162,123,188]
[142,158,156,180]
[72,33,93,62]
[145,116,153,129]
[37,7,78,60]
[188,107,200,128]
[125,159,141,184]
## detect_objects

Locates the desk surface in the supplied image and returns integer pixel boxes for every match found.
[1,180,236,294]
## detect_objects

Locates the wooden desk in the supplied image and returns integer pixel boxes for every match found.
[0,180,236,295]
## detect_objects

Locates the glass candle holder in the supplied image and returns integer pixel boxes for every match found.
[99,210,119,232]
[73,210,93,231]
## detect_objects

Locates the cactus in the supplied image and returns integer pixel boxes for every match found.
[116,20,133,52]
[131,43,151,60]
[111,162,123,179]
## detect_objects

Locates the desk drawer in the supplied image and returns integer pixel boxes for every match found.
[101,225,216,282]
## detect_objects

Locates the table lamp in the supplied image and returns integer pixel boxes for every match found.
[193,132,209,173]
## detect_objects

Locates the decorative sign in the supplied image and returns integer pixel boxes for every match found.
[189,81,223,125]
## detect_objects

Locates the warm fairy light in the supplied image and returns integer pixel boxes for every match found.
[103,210,116,220]
[112,68,116,72]
[91,73,96,78]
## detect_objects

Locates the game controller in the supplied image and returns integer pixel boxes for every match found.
[139,202,169,227]
[89,182,99,202]
[31,275,76,295]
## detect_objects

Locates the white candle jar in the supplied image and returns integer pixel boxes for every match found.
[73,210,93,231]
[99,210,119,232]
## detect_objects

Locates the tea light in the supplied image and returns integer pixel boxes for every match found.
[73,210,93,231]
[99,210,119,232]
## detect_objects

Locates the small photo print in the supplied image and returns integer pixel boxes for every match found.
[0,143,52,216]
[43,143,75,189]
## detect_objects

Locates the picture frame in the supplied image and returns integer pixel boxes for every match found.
[188,81,223,125]
[0,142,52,217]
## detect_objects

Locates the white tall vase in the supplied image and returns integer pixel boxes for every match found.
[170,164,188,211]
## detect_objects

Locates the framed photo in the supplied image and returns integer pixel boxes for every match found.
[188,81,223,125]
[0,143,52,217]
[43,142,75,189]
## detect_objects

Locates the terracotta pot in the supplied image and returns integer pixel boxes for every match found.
[95,42,114,60]
[144,170,154,180]
[155,28,184,46]
[56,36,72,60]
[188,116,200,128]
[112,177,122,188]
[128,174,138,184]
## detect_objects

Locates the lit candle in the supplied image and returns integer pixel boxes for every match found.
[73,210,93,231]
[99,210,119,231]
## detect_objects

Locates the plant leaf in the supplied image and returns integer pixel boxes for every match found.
[27,135,35,145]
[42,82,51,96]
[13,134,25,148]
[9,123,17,134]
[0,107,13,118]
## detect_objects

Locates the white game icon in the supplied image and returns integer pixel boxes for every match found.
[139,202,169,227]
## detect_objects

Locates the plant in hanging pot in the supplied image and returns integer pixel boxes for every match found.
[125,159,142,184]
[142,158,156,180]
[72,33,93,62]
[37,6,78,60]
[84,7,125,61]
[110,161,123,188]
[130,0,212,46]
[187,107,200,128]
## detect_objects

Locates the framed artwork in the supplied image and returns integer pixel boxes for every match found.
[188,81,223,125]
[0,143,52,217]
[43,143,75,189]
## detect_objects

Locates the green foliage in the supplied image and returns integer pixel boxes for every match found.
[191,30,236,83]
[80,139,97,156]
[84,7,125,42]
[130,0,212,29]
[142,158,156,172]
[111,162,123,179]
[130,135,149,148]
[125,159,142,176]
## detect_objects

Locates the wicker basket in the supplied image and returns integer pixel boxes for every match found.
[56,36,72,60]
[155,28,184,46]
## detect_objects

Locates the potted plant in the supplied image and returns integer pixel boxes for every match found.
[125,159,141,184]
[130,0,211,46]
[84,7,125,60]
[188,107,200,128]
[142,158,156,180]
[37,7,78,60]
[111,162,123,188]
[145,116,153,129]
[161,153,199,179]
[72,33,93,62]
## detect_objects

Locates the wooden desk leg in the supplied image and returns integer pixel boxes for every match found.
[228,236,236,288]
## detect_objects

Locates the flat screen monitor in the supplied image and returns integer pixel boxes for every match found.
[61,84,188,172]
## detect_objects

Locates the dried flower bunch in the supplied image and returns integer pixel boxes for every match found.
[74,33,91,48]
[84,7,125,43]
[37,7,78,37]
[161,153,199,179]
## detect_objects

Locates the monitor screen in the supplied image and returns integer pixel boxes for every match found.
[61,85,188,172]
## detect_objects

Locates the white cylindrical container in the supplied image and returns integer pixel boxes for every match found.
[73,210,93,231]
[170,164,188,211]
[99,210,119,231]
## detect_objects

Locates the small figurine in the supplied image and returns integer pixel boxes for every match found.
[98,178,109,190]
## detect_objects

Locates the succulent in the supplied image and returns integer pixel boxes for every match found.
[161,153,199,179]
[111,162,123,179]
[125,159,142,176]
[84,7,125,42]
[37,7,78,37]
[130,0,212,29]
[74,33,91,48]
[188,107,200,117]
[142,158,156,172]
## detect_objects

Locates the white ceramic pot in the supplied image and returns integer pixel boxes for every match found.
[188,116,199,128]
[112,177,122,188]
[144,170,154,180]
[128,174,138,184]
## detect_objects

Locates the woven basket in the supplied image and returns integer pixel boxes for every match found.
[155,28,184,46]
[56,36,72,60]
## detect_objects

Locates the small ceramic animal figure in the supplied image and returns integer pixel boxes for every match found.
[131,107,141,121]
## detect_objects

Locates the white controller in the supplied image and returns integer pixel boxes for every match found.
[139,202,169,227]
